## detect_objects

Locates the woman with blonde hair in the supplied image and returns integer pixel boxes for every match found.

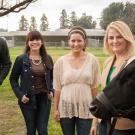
[91,21,135,135]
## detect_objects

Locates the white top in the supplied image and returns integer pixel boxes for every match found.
[53,53,101,119]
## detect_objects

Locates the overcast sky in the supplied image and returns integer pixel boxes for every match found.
[0,0,135,31]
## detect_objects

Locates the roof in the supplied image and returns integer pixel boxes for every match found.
[0,29,105,37]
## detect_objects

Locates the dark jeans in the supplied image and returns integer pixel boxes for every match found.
[98,120,107,135]
[19,93,51,135]
[113,129,135,135]
[60,117,92,135]
[99,120,135,135]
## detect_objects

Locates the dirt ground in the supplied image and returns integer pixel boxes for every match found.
[0,90,26,135]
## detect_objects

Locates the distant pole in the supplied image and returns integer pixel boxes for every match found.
[6,14,9,32]
[1,0,4,8]
[96,18,101,29]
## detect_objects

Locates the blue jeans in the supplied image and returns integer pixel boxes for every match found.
[99,120,107,135]
[60,117,92,135]
[19,93,51,135]
[113,129,135,135]
[99,120,135,135]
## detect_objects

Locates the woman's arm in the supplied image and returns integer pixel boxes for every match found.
[9,56,24,100]
[91,117,98,135]
[0,38,12,85]
[54,90,61,121]
[91,86,99,135]
[91,87,98,98]
[53,58,62,121]
[91,87,99,135]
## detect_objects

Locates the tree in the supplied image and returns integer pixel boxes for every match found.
[100,2,124,29]
[121,2,135,34]
[100,2,135,34]
[69,11,78,28]
[0,28,7,32]
[0,0,38,17]
[59,9,69,29]
[40,13,49,31]
[29,16,37,31]
[19,15,29,31]
[77,13,96,29]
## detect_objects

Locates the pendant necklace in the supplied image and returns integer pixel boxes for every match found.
[31,57,42,66]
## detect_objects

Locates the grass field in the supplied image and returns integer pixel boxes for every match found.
[0,47,107,135]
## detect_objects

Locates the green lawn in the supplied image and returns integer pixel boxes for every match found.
[0,47,107,135]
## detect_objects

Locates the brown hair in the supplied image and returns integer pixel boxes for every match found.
[24,31,53,69]
[68,26,87,51]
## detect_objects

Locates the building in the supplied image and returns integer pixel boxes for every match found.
[0,29,105,47]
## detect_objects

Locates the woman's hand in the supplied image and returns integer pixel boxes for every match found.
[90,117,98,135]
[21,95,29,104]
[48,91,53,100]
[90,126,97,135]
[54,110,60,122]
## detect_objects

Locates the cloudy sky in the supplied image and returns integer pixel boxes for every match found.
[0,0,134,31]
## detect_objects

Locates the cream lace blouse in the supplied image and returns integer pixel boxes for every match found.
[53,53,101,119]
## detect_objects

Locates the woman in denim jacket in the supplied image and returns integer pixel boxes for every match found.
[10,31,53,135]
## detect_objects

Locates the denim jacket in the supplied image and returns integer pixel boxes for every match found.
[10,54,53,101]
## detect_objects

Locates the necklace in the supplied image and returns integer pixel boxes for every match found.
[31,57,42,66]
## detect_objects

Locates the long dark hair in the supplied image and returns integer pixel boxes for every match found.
[24,31,53,69]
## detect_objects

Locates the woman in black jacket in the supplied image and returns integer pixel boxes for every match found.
[0,37,11,85]
[10,31,53,135]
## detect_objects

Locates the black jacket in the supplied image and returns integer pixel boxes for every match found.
[90,59,135,120]
[10,54,53,101]
[0,37,12,85]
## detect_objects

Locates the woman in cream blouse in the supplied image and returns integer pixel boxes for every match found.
[53,26,101,135]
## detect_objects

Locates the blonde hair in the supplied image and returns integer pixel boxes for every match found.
[104,21,135,58]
